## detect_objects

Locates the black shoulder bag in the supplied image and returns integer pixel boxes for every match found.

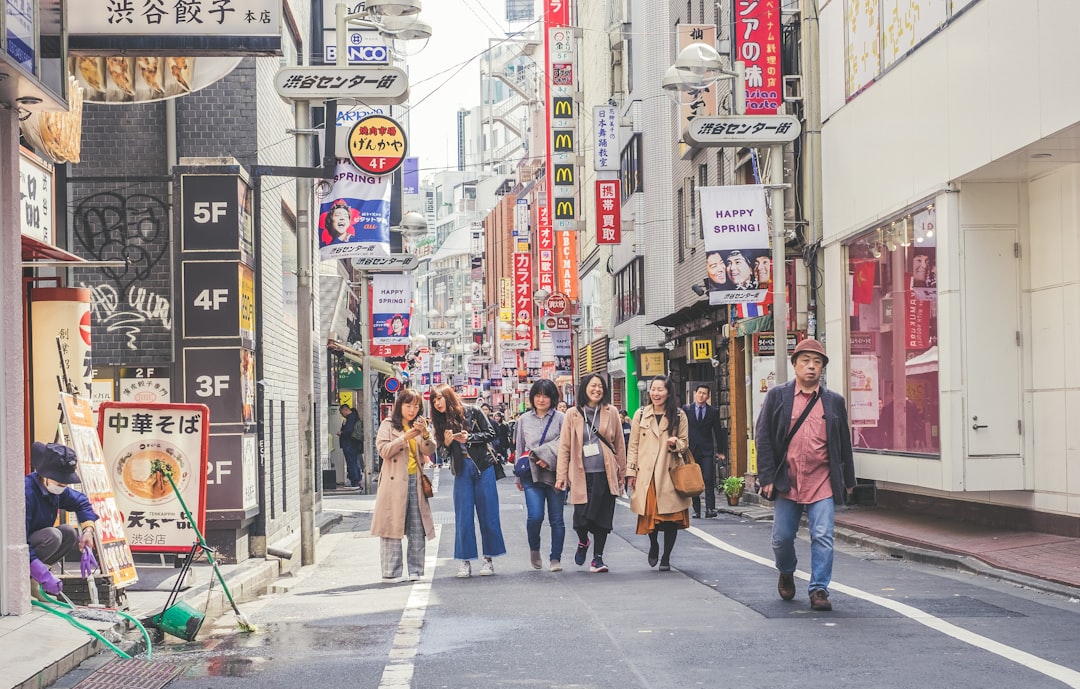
[759,391,819,501]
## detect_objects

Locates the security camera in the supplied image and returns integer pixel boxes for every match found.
[710,357,721,369]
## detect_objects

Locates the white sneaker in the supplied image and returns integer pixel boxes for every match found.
[408,573,421,581]
[456,561,471,578]
[479,560,495,576]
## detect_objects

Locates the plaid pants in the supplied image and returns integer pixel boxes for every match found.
[381,474,427,578]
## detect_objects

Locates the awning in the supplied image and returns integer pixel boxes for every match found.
[736,314,773,337]
[905,346,938,376]
[326,339,399,377]
[21,235,126,268]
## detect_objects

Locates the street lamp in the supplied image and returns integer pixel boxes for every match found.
[661,43,745,115]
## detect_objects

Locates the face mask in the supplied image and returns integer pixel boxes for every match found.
[45,480,66,495]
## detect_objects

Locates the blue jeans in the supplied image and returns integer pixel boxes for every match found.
[453,460,506,560]
[342,443,362,486]
[523,480,565,561]
[771,495,835,594]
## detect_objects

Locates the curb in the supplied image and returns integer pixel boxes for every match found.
[718,501,1080,600]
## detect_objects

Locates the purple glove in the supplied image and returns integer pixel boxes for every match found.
[81,549,99,578]
[29,559,63,595]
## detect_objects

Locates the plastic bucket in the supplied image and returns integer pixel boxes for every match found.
[153,601,205,641]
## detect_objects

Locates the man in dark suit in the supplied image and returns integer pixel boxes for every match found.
[755,338,855,612]
[682,384,728,518]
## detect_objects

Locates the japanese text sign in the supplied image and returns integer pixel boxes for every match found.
[513,252,532,343]
[595,180,621,245]
[678,25,718,124]
[61,394,138,586]
[98,402,210,554]
[593,106,618,171]
[736,0,783,114]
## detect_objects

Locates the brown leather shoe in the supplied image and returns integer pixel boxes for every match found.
[777,572,796,601]
[809,589,832,611]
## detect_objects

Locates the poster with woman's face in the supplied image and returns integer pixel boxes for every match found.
[371,274,413,345]
[317,161,391,260]
[699,185,770,305]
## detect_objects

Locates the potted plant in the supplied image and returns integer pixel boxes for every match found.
[722,476,745,506]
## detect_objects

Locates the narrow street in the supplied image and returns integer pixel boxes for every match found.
[138,475,1080,689]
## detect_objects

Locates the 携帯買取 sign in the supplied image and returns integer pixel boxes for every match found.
[274,66,409,103]
[69,1,281,56]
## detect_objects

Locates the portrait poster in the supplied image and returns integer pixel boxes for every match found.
[98,402,210,553]
[849,354,880,427]
[317,159,391,260]
[60,394,138,587]
[699,185,770,304]
[552,330,572,375]
[371,274,412,345]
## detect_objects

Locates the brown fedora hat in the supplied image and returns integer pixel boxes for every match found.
[790,338,829,366]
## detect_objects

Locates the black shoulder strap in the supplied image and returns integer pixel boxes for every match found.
[773,390,819,477]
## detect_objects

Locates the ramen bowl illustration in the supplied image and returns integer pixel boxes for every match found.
[114,441,189,505]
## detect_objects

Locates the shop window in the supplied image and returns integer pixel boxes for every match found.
[846,206,939,456]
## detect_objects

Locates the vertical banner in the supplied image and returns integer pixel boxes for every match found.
[60,394,138,587]
[595,180,621,244]
[557,227,579,301]
[513,252,532,344]
[98,402,210,553]
[699,185,769,304]
[552,330,572,374]
[593,106,618,171]
[736,0,783,114]
[29,288,92,443]
[318,160,391,260]
[537,204,555,295]
[678,25,718,123]
[371,274,413,345]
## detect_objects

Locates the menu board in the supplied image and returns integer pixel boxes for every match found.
[98,402,210,553]
[60,394,138,588]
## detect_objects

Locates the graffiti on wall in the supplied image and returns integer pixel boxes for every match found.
[73,191,172,350]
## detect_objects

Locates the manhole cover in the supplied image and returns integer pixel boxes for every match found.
[72,657,183,689]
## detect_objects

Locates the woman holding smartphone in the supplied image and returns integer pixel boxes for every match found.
[371,389,436,581]
[430,384,506,578]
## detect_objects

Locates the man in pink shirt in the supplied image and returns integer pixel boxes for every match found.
[754,339,856,611]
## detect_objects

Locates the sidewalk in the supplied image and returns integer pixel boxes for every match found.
[726,498,1080,598]
[2,510,343,689]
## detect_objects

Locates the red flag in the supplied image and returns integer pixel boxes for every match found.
[852,260,876,304]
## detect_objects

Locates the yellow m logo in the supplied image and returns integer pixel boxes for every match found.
[553,98,573,117]
[553,131,573,151]
[555,199,575,219]
[554,165,574,184]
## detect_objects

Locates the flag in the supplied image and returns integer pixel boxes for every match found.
[736,302,767,318]
[852,260,876,305]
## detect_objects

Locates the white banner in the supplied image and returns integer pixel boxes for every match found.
[371,274,412,345]
[699,185,770,304]
[318,160,391,260]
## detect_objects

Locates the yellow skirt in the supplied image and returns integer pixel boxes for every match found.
[635,482,690,534]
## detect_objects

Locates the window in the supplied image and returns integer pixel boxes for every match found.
[619,134,643,204]
[846,204,939,455]
[615,258,645,324]
[697,164,709,241]
[685,177,697,251]
[677,188,685,262]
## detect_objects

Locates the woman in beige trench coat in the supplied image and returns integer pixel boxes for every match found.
[555,374,626,573]
[626,375,690,571]
[371,389,436,581]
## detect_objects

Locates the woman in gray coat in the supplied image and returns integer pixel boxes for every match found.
[515,379,566,571]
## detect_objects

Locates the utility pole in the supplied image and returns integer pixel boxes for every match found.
[295,97,316,566]
[769,145,788,385]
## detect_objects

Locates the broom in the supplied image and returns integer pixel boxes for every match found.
[156,465,256,633]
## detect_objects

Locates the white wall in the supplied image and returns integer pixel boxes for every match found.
[820,0,1080,241]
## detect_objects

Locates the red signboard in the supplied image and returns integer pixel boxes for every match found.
[546,292,568,315]
[736,0,783,114]
[595,180,621,244]
[557,230,578,300]
[513,251,533,344]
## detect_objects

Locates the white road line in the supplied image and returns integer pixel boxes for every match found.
[690,526,1080,688]
[376,519,443,689]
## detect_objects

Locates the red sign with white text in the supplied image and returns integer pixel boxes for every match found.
[595,180,621,244]
[557,231,578,301]
[537,204,555,294]
[513,252,533,344]
[736,0,782,114]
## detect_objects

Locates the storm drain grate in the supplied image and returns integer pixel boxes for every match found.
[72,658,183,689]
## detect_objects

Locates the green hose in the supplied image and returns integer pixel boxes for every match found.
[31,599,131,659]
[33,591,154,659]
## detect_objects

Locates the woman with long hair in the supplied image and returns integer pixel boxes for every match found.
[555,374,626,573]
[626,375,691,571]
[514,379,567,571]
[370,388,436,581]
[430,384,506,578]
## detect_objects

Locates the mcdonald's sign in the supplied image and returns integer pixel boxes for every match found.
[553,130,574,152]
[552,97,573,118]
[554,197,575,220]
[554,164,574,185]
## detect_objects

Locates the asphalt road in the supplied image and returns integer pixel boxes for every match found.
[120,472,1080,689]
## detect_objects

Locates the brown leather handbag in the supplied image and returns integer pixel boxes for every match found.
[420,472,434,499]
[669,448,705,497]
